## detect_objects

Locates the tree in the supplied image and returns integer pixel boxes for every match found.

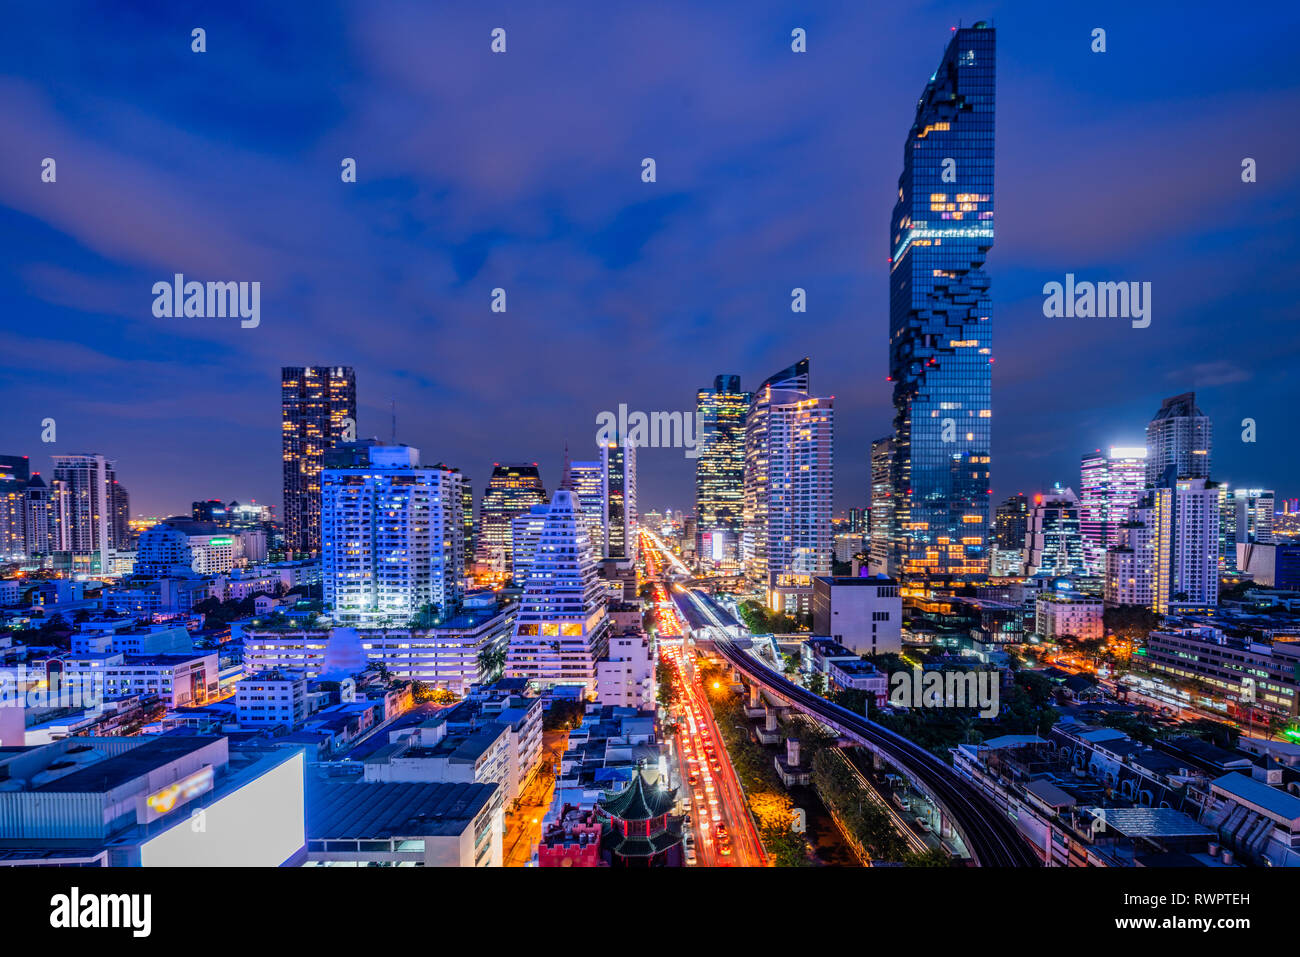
[478,644,507,681]
[655,660,679,710]
[807,671,828,697]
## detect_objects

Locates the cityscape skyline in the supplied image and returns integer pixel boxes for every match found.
[2,4,1298,519]
[3,5,1300,892]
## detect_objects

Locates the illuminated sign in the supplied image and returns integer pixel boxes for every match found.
[208,537,233,546]
[145,765,214,818]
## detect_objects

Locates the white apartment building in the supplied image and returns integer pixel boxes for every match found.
[506,489,611,696]
[596,633,656,710]
[1104,502,1156,607]
[1035,592,1104,642]
[322,445,464,625]
[510,503,550,587]
[242,606,514,694]
[1154,478,1220,615]
[61,651,219,708]
[236,669,310,728]
[811,575,903,655]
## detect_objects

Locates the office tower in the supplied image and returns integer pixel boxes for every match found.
[848,507,867,535]
[695,374,751,562]
[601,437,637,562]
[1145,392,1211,485]
[1153,477,1220,614]
[321,445,464,624]
[1079,446,1147,574]
[0,456,29,559]
[568,459,605,556]
[192,499,230,524]
[868,436,894,575]
[742,358,834,613]
[887,23,996,580]
[51,454,119,565]
[109,479,131,549]
[1218,486,1275,572]
[281,366,357,554]
[476,463,548,574]
[505,489,611,695]
[991,493,1028,576]
[460,480,476,574]
[1021,486,1087,578]
[1105,500,1156,607]
[22,474,61,557]
[510,503,550,587]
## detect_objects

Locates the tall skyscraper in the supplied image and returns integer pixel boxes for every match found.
[505,489,611,696]
[51,454,120,567]
[1219,486,1276,571]
[510,503,551,587]
[321,444,464,624]
[868,437,894,575]
[601,437,637,562]
[695,374,751,563]
[991,492,1028,577]
[1021,486,1086,578]
[568,459,605,556]
[476,463,548,573]
[281,366,357,554]
[0,456,29,560]
[742,358,834,613]
[1079,446,1147,574]
[1105,499,1156,607]
[1153,477,1220,614]
[887,23,996,580]
[1145,392,1211,485]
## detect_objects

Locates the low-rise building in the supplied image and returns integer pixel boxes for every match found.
[236,668,310,728]
[1035,592,1104,642]
[810,575,902,655]
[596,632,655,711]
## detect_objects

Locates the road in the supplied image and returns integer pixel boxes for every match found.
[674,582,1040,868]
[644,537,766,867]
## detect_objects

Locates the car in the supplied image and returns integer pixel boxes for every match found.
[688,775,699,787]
[916,817,932,832]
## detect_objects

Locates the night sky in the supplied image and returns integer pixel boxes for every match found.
[1,0,1297,520]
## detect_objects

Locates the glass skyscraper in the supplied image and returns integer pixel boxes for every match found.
[281,366,357,554]
[888,23,995,579]
[695,374,751,563]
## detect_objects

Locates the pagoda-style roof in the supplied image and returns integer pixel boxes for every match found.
[599,770,676,822]
[605,829,681,858]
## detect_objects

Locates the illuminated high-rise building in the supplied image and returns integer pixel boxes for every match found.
[695,374,751,563]
[1079,446,1147,574]
[568,459,605,556]
[1021,486,1086,578]
[887,23,996,580]
[0,456,28,560]
[868,437,894,575]
[506,489,610,696]
[601,438,637,562]
[742,358,834,614]
[281,366,357,554]
[476,463,548,573]
[991,492,1028,577]
[1219,486,1276,572]
[51,454,122,567]
[1145,393,1211,485]
[1153,477,1220,615]
[321,445,464,624]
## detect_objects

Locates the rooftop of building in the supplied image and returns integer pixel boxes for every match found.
[20,735,223,793]
[814,574,898,587]
[307,779,498,839]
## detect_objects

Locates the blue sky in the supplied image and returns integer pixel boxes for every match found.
[1,0,1298,517]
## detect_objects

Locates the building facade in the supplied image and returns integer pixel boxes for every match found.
[887,23,996,579]
[281,366,357,554]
